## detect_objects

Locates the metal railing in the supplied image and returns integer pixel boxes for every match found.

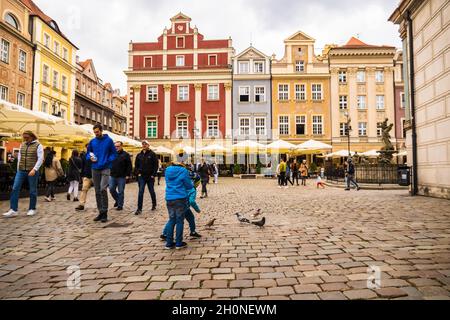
[325,165,410,185]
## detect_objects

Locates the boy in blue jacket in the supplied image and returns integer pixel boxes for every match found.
[164,162,194,249]
[161,175,202,241]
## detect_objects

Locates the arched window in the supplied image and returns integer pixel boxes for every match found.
[4,13,19,30]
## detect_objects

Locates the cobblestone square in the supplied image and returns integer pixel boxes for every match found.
[0,178,449,300]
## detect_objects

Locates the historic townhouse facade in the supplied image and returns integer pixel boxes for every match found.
[125,13,234,148]
[390,0,450,199]
[22,0,78,122]
[112,89,128,135]
[394,50,406,151]
[328,37,397,153]
[74,58,114,132]
[271,31,331,145]
[233,46,272,142]
[0,0,33,108]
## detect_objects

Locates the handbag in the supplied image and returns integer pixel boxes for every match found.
[71,158,81,174]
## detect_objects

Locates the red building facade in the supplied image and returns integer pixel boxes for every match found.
[125,13,234,147]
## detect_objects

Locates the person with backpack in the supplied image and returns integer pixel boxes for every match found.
[67,150,82,202]
[44,151,64,202]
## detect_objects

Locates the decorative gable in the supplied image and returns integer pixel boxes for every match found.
[235,46,269,61]
[285,31,315,43]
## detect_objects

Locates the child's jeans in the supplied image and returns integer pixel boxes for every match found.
[165,199,188,247]
[163,208,196,236]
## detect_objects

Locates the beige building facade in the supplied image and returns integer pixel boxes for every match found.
[390,0,450,199]
[328,37,397,153]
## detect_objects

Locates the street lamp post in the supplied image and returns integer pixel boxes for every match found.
[192,125,199,166]
[344,112,352,157]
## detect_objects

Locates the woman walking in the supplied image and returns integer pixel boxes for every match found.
[67,150,82,202]
[300,160,308,186]
[199,159,211,199]
[44,151,63,202]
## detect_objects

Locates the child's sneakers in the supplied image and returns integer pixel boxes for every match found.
[190,232,202,239]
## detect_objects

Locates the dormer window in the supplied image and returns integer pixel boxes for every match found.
[254,61,264,73]
[176,55,185,67]
[5,13,19,30]
[208,55,217,66]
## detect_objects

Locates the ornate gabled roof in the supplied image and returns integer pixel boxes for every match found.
[285,30,315,43]
[170,12,192,22]
[235,46,270,60]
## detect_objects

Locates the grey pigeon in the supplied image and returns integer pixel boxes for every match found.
[235,213,250,224]
[252,217,266,228]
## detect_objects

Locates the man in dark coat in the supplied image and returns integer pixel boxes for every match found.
[109,141,132,211]
[134,140,159,215]
[198,158,211,199]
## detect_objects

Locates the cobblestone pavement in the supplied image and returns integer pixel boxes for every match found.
[0,178,449,300]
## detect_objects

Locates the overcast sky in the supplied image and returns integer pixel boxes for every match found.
[34,0,401,94]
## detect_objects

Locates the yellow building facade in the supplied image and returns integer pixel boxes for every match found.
[25,0,78,121]
[272,31,331,145]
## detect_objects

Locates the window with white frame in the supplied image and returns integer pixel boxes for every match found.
[295,60,305,72]
[18,50,26,72]
[376,95,385,110]
[255,117,266,136]
[295,84,306,101]
[357,95,366,109]
[239,61,249,74]
[338,71,347,83]
[239,86,250,102]
[53,70,59,89]
[176,55,185,67]
[401,118,406,138]
[17,92,25,106]
[254,86,265,102]
[178,85,189,101]
[254,61,264,73]
[63,47,68,61]
[279,116,289,135]
[278,84,289,101]
[312,115,323,135]
[1,39,10,63]
[62,75,67,93]
[54,41,60,55]
[176,117,189,138]
[339,95,348,110]
[41,101,48,113]
[44,34,50,48]
[208,84,219,100]
[377,122,383,137]
[176,36,185,48]
[208,55,217,66]
[0,85,8,100]
[340,123,348,136]
[375,70,384,83]
[400,92,405,109]
[358,122,367,136]
[357,70,366,83]
[296,115,306,135]
[144,57,152,68]
[312,84,322,101]
[239,117,250,136]
[207,117,219,138]
[147,86,158,101]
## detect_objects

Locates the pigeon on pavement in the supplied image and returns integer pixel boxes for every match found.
[235,213,250,224]
[205,218,216,229]
[252,209,262,218]
[252,217,266,228]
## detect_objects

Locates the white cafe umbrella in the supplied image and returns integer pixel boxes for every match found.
[266,140,296,153]
[327,150,356,158]
[154,146,174,155]
[296,139,333,151]
[361,149,381,158]
[200,144,229,153]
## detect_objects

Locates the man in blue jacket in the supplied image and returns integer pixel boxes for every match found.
[86,124,117,223]
[164,159,194,250]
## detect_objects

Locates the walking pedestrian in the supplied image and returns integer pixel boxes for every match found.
[345,158,361,191]
[109,142,132,211]
[199,159,211,198]
[86,124,117,223]
[67,150,82,202]
[300,160,308,186]
[164,161,194,250]
[134,140,159,215]
[286,161,294,186]
[292,160,300,186]
[157,159,163,186]
[3,131,44,218]
[76,147,93,211]
[278,158,287,188]
[212,162,219,184]
[44,151,64,202]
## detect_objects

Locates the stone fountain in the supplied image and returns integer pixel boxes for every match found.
[377,118,396,164]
